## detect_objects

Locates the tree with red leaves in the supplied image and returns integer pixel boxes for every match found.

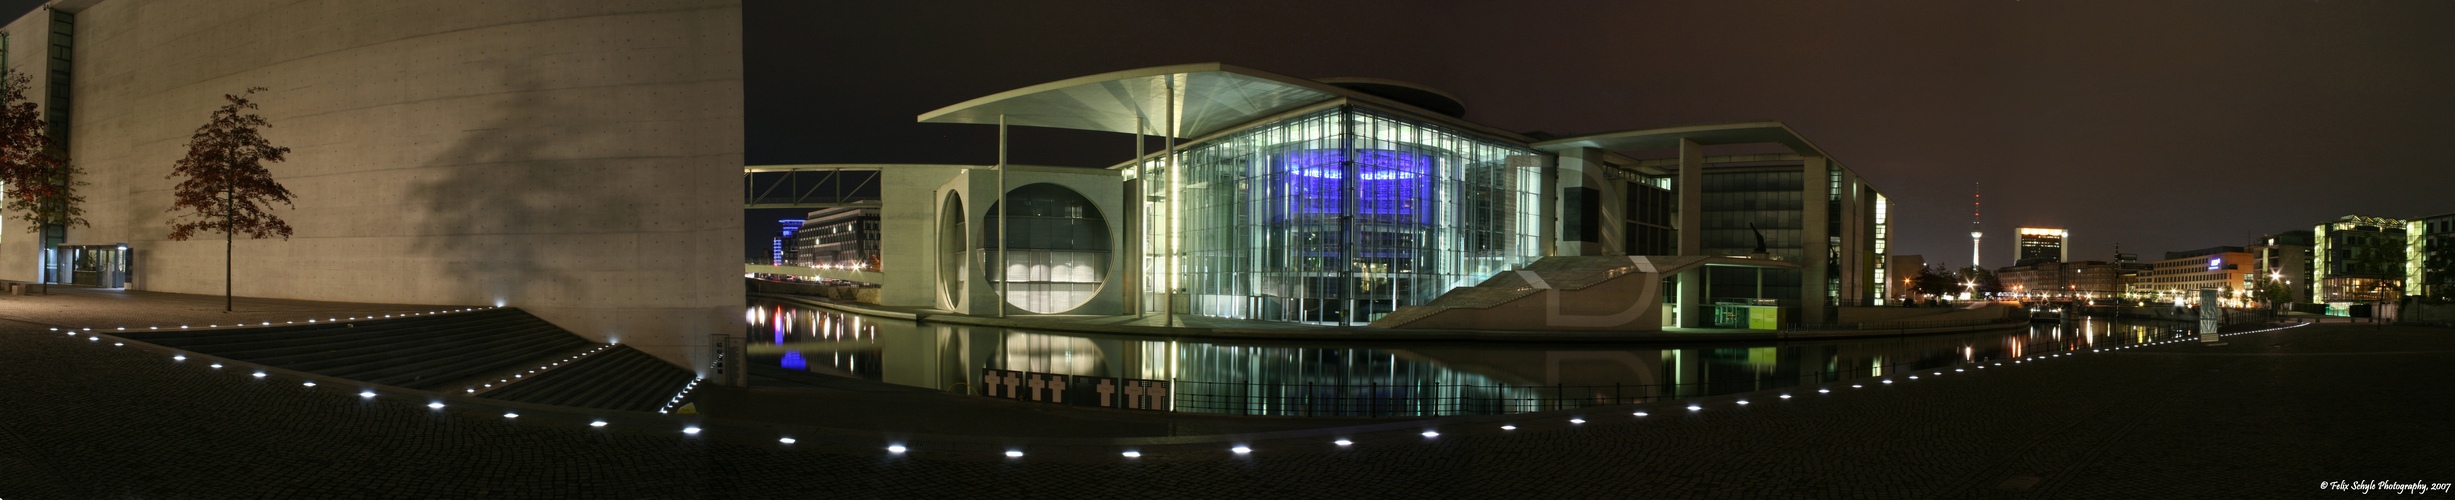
[0,68,86,293]
[166,87,295,312]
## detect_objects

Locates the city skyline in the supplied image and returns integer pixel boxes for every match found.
[0,1,2441,267]
[747,0,2455,265]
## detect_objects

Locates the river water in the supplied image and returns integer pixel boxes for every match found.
[744,299,2197,417]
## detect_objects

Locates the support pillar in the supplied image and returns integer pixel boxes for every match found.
[1801,156,1830,328]
[1676,139,1704,327]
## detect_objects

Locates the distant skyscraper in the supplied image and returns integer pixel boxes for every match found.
[773,219,803,266]
[2016,228,2068,266]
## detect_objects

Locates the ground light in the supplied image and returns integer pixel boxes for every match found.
[590,421,608,427]
[682,427,701,435]
[1570,418,1586,424]
[1231,446,1251,455]
[427,402,444,409]
[1421,431,1440,438]
[359,391,376,398]
[778,438,795,445]
[1120,451,1140,458]
[1001,450,1019,458]
[1334,439,1353,447]
[1501,425,1516,430]
[1687,405,1702,411]
[503,412,519,419]
[1633,411,1649,417]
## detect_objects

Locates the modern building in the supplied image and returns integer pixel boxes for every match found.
[1998,260,2142,301]
[2411,212,2455,301]
[2137,246,2253,304]
[771,220,802,266]
[795,207,881,270]
[2247,230,2315,304]
[2311,215,2410,306]
[0,0,745,367]
[2015,227,2067,266]
[854,63,1892,330]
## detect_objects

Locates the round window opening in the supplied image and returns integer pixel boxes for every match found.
[980,183,1110,314]
[936,193,966,305]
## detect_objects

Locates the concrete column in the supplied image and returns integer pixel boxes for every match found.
[1837,168,1861,307]
[1676,139,1703,327]
[1538,152,1560,257]
[1801,156,1830,327]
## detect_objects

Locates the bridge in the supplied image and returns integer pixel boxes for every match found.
[744,164,883,209]
[745,165,892,281]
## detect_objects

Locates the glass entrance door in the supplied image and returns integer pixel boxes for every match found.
[61,244,129,288]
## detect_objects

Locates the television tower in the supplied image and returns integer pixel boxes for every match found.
[1969,183,1983,269]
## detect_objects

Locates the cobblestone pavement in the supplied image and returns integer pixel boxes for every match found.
[3,291,2451,497]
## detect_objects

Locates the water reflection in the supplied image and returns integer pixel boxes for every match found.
[745,299,2197,416]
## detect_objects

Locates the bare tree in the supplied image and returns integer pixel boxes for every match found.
[166,87,295,312]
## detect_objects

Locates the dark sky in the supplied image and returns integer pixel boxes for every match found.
[6,1,2448,266]
[750,0,2455,267]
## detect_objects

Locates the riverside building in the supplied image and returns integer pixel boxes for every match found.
[847,63,1894,330]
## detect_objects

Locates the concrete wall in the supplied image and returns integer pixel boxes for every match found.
[2,0,745,368]
[876,164,976,308]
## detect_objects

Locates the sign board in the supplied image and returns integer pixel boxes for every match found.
[2198,288,2221,341]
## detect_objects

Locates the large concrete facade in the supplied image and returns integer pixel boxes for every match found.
[1,0,745,368]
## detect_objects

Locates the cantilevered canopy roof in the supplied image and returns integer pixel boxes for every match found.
[917,63,1346,139]
[1532,121,1831,157]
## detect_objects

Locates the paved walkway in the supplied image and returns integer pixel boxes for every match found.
[4,290,2450,496]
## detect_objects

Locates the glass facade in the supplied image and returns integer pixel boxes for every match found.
[1141,106,1542,324]
[981,184,1111,314]
[1699,170,1804,305]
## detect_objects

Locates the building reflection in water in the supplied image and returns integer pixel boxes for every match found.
[744,300,2197,416]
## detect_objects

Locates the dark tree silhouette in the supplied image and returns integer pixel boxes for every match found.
[166,87,295,312]
[0,68,87,293]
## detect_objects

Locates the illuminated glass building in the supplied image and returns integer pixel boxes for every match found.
[2310,215,2430,308]
[770,220,801,266]
[2015,227,2067,266]
[871,63,1891,328]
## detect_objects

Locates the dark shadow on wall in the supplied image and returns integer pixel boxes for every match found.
[407,65,645,307]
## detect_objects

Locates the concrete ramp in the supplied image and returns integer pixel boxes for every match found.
[1370,255,1796,331]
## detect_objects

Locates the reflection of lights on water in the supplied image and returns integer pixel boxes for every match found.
[781,351,805,371]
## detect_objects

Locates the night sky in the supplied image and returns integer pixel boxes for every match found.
[750,0,2455,267]
[4,1,2448,267]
